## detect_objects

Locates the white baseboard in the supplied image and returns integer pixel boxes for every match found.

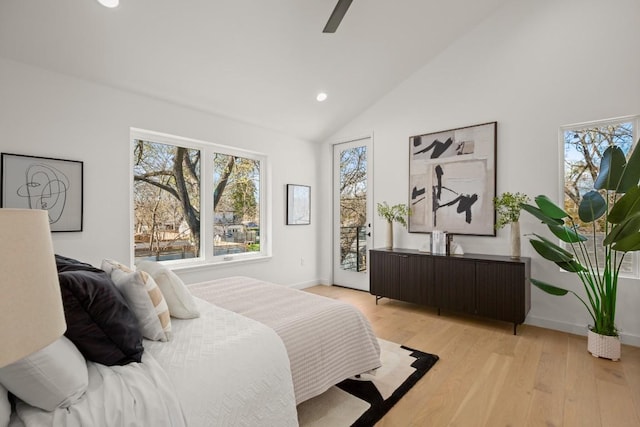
[526,315,640,348]
[288,280,328,290]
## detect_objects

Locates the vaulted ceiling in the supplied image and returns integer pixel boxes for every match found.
[0,0,508,142]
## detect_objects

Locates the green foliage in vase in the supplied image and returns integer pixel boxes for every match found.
[494,192,530,229]
[521,140,640,337]
[376,202,410,227]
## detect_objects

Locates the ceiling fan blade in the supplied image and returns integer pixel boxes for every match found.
[323,0,353,33]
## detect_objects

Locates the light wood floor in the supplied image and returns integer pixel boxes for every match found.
[304,285,640,427]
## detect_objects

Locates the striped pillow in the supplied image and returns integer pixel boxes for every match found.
[102,259,172,342]
[136,260,200,319]
[101,258,133,274]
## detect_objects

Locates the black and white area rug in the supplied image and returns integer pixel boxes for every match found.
[297,339,439,427]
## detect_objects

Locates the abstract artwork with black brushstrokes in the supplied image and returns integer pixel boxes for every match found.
[408,122,496,236]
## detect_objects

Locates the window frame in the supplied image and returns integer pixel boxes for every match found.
[130,128,271,269]
[558,115,640,279]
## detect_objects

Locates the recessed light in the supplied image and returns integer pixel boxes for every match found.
[316,92,328,102]
[97,0,119,8]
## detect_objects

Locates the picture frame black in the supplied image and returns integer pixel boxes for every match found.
[408,122,497,236]
[1,153,84,232]
[286,184,311,225]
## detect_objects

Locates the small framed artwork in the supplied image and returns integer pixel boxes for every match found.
[408,121,497,236]
[1,153,84,232]
[286,184,311,225]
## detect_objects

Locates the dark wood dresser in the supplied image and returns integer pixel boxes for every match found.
[369,248,531,334]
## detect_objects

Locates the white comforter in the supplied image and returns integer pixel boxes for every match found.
[11,298,298,427]
[11,352,186,427]
[145,298,298,426]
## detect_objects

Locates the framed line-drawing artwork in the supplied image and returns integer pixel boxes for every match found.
[1,153,84,232]
[286,184,310,225]
[408,122,496,236]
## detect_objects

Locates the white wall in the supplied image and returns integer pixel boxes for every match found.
[0,58,322,288]
[322,0,640,345]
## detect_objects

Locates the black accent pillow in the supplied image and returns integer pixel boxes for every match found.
[55,254,96,273]
[55,255,144,366]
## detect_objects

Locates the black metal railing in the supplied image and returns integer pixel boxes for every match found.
[340,225,367,272]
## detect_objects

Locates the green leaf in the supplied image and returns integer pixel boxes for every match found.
[604,211,640,246]
[521,203,564,226]
[608,185,640,224]
[611,233,640,252]
[530,278,569,296]
[616,139,640,193]
[530,238,574,263]
[377,202,410,227]
[556,260,586,273]
[548,224,587,243]
[578,190,607,223]
[494,192,530,229]
[594,146,626,190]
[532,233,575,257]
[533,195,569,219]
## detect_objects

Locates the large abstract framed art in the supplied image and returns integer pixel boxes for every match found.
[408,122,496,236]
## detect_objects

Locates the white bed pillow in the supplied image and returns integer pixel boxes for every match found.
[0,336,88,412]
[0,383,10,427]
[104,260,172,342]
[136,260,200,319]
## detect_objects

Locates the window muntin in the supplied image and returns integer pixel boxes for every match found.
[561,116,639,278]
[132,130,267,265]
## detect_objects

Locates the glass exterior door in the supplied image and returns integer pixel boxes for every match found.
[333,137,372,290]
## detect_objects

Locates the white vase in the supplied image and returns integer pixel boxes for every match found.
[587,329,620,361]
[386,221,393,249]
[510,221,521,259]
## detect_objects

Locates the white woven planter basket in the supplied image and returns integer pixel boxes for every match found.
[587,329,620,361]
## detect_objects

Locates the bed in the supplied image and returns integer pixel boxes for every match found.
[189,276,382,404]
[8,298,298,427]
[2,258,380,426]
[143,298,297,426]
[4,257,299,427]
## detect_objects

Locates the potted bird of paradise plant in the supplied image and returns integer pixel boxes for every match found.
[521,139,640,360]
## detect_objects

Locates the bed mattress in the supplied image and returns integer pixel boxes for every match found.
[189,276,381,404]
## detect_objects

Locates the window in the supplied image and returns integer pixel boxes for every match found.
[133,140,201,260]
[213,153,261,256]
[339,146,367,272]
[132,129,268,265]
[561,116,639,278]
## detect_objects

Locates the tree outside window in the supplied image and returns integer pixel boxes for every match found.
[562,117,638,276]
[132,134,265,263]
[213,153,260,256]
[339,146,367,272]
[134,140,201,261]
